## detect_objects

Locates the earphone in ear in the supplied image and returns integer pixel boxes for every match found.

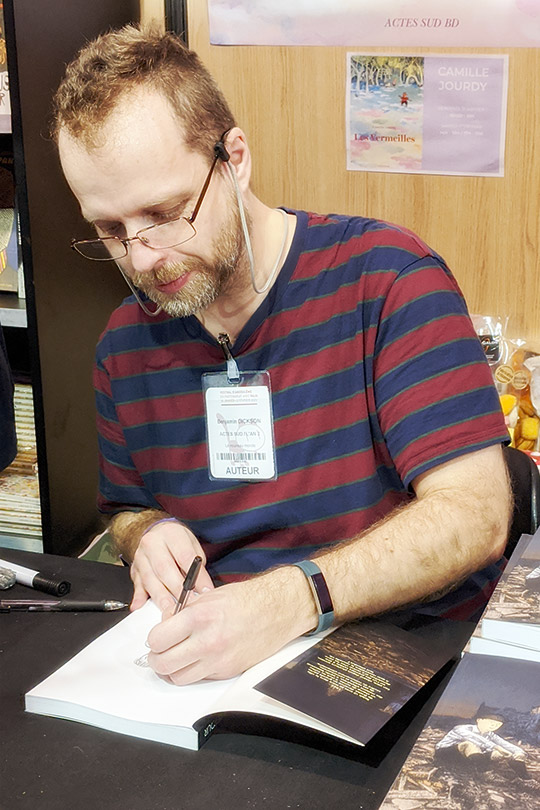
[213,139,230,163]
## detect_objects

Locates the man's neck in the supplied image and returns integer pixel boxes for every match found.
[198,203,295,344]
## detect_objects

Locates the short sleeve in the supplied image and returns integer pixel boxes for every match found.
[373,257,508,488]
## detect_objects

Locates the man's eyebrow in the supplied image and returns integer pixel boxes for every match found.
[142,193,192,213]
[83,192,193,228]
[106,192,194,221]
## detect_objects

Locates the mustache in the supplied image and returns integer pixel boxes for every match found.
[132,259,201,288]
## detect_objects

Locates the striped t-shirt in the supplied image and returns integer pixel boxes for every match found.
[94,210,509,618]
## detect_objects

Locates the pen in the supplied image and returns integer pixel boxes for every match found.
[173,556,202,615]
[133,556,203,668]
[0,599,129,612]
[0,558,71,596]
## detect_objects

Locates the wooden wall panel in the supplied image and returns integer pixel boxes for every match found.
[146,2,540,349]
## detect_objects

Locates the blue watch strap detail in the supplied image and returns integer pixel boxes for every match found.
[293,560,335,635]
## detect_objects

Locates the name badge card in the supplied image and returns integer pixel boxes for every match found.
[202,372,277,481]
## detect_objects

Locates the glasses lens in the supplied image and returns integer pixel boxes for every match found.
[140,218,196,249]
[73,238,126,261]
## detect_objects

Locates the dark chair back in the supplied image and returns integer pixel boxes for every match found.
[503,445,540,558]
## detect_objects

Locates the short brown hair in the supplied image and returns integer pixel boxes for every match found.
[51,24,236,159]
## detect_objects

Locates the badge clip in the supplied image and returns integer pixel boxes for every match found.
[217,333,240,384]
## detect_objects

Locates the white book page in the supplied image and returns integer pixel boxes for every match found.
[468,635,540,663]
[25,602,236,730]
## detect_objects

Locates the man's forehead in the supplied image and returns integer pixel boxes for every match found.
[58,127,205,224]
[59,87,188,155]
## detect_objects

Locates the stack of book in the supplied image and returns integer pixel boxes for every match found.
[379,529,540,809]
[468,531,540,662]
[0,382,41,547]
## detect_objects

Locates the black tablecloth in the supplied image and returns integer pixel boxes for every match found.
[0,549,471,810]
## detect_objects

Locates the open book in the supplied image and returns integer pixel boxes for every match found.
[25,602,450,751]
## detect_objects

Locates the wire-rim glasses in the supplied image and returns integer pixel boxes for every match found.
[70,148,222,262]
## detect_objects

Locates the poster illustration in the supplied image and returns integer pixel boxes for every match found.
[347,54,508,176]
[208,0,540,47]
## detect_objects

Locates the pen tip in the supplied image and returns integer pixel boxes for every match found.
[105,600,129,611]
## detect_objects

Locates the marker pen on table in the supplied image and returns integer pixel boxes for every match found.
[0,558,71,596]
[0,599,128,612]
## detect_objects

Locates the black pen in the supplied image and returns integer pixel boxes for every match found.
[173,556,202,615]
[0,599,129,612]
[133,557,203,668]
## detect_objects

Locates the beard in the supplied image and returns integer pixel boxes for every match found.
[130,204,245,318]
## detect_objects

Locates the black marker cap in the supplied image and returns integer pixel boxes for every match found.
[32,574,71,597]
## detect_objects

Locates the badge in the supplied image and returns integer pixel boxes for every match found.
[202,371,277,481]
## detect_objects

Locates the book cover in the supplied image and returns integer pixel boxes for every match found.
[0,3,10,135]
[468,634,540,664]
[380,652,540,809]
[254,620,451,746]
[478,529,540,651]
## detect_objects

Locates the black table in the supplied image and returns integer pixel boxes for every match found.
[0,550,472,810]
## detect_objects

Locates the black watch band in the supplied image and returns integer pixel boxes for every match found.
[293,560,335,635]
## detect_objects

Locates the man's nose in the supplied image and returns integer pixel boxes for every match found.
[126,238,167,274]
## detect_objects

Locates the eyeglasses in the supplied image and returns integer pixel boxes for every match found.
[70,147,222,262]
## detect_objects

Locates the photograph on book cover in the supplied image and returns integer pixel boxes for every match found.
[207,0,540,47]
[346,53,508,177]
[380,653,540,809]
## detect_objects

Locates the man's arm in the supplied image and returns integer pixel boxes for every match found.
[145,443,512,684]
[314,443,511,621]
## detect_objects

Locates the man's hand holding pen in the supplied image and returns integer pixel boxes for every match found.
[129,519,319,684]
[143,566,318,685]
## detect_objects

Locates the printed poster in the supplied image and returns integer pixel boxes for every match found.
[208,0,540,47]
[347,54,508,176]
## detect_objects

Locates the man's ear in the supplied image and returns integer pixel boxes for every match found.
[221,127,251,193]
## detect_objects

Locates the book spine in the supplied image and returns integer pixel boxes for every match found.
[195,716,220,749]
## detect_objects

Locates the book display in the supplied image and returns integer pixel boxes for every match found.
[380,530,540,809]
[379,653,540,809]
[0,382,41,549]
[472,531,540,653]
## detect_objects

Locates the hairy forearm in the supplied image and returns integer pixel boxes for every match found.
[314,457,511,622]
[266,447,512,633]
[108,508,172,562]
[317,493,506,622]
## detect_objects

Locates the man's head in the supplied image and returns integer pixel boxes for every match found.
[476,711,505,734]
[53,25,252,318]
[51,24,235,158]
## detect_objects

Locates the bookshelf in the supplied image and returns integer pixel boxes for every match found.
[2,0,139,555]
